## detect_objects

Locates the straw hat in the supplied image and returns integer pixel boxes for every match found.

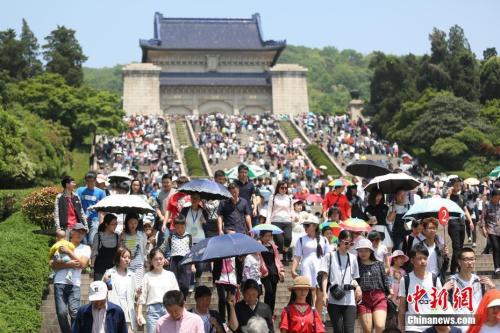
[301,213,319,225]
[288,276,315,290]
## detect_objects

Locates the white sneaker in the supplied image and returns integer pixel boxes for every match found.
[472,242,476,248]
[495,268,500,275]
[468,237,472,243]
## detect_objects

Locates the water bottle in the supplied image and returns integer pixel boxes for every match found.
[322,308,328,323]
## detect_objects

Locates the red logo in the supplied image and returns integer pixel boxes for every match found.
[408,285,473,313]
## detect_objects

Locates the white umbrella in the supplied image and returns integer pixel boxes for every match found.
[404,197,465,219]
[364,173,420,193]
[89,194,155,214]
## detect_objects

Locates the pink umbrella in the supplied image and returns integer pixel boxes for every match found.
[305,194,323,204]
[238,148,247,156]
[292,138,302,145]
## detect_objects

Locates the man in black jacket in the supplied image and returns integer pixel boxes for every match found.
[54,176,88,233]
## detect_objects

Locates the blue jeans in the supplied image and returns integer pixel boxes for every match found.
[54,283,80,333]
[146,303,166,333]
[86,218,99,245]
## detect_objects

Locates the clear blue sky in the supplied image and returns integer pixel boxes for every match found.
[1,0,498,67]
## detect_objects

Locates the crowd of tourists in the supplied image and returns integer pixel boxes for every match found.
[50,114,499,333]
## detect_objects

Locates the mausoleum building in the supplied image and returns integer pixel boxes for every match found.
[123,12,309,116]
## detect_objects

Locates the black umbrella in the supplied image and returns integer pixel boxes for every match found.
[346,160,391,178]
[177,179,231,200]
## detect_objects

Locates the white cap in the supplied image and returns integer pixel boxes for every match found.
[487,298,500,308]
[89,281,108,301]
[355,238,374,251]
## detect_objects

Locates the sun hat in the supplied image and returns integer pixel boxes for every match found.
[89,281,108,301]
[301,213,319,225]
[391,250,409,263]
[332,179,344,188]
[288,276,315,290]
[487,298,500,308]
[354,238,374,251]
[259,209,267,218]
[71,223,88,233]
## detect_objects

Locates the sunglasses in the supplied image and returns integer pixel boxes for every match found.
[280,186,287,189]
[340,240,354,246]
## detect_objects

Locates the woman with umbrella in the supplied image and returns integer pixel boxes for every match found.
[266,180,294,265]
[119,213,147,289]
[346,184,366,220]
[386,187,411,250]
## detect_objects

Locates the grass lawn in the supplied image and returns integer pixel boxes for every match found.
[68,145,91,186]
[305,144,341,177]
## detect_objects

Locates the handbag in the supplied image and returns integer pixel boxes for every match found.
[386,299,398,319]
[330,251,350,300]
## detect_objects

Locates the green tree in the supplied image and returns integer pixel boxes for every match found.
[0,29,26,80]
[20,19,43,79]
[480,56,500,102]
[429,28,448,64]
[43,26,87,86]
[446,25,479,101]
[483,47,497,61]
[366,52,418,134]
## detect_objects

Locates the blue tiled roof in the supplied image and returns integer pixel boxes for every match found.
[140,12,286,51]
[159,72,270,87]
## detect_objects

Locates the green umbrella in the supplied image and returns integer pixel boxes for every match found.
[225,164,267,180]
[489,166,500,178]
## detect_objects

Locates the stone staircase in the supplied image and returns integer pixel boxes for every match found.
[40,250,498,333]
[191,121,273,175]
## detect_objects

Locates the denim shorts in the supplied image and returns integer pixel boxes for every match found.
[146,303,166,333]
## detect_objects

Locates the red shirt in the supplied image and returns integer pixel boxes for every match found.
[166,192,190,229]
[322,191,351,220]
[279,304,325,333]
[66,196,78,229]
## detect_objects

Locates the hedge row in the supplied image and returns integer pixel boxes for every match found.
[279,120,301,141]
[0,212,50,332]
[184,147,208,177]
[305,144,341,177]
[0,189,35,221]
[175,121,191,146]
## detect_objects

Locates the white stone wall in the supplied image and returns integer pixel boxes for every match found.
[270,64,309,116]
[122,63,161,116]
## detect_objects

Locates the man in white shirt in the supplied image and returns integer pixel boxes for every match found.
[445,247,496,332]
[420,217,449,284]
[50,223,90,333]
[398,243,443,333]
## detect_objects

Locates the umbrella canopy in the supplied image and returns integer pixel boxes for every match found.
[464,178,480,186]
[340,218,372,232]
[305,194,323,204]
[251,224,284,235]
[89,194,155,214]
[488,166,500,178]
[346,160,392,179]
[178,179,231,200]
[320,222,342,237]
[404,197,465,219]
[107,170,132,181]
[181,233,267,265]
[364,173,420,193]
[292,138,302,145]
[319,165,328,170]
[328,178,354,187]
[225,164,267,180]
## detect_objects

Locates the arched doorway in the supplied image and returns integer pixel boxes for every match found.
[198,101,233,115]
[164,106,192,116]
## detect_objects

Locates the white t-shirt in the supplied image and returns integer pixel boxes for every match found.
[139,270,179,305]
[399,272,443,332]
[374,244,388,263]
[320,251,359,306]
[53,244,91,287]
[450,273,484,332]
[424,242,439,276]
[185,208,206,244]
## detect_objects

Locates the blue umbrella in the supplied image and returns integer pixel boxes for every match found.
[251,224,284,235]
[403,197,465,219]
[181,233,267,265]
[177,179,231,200]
